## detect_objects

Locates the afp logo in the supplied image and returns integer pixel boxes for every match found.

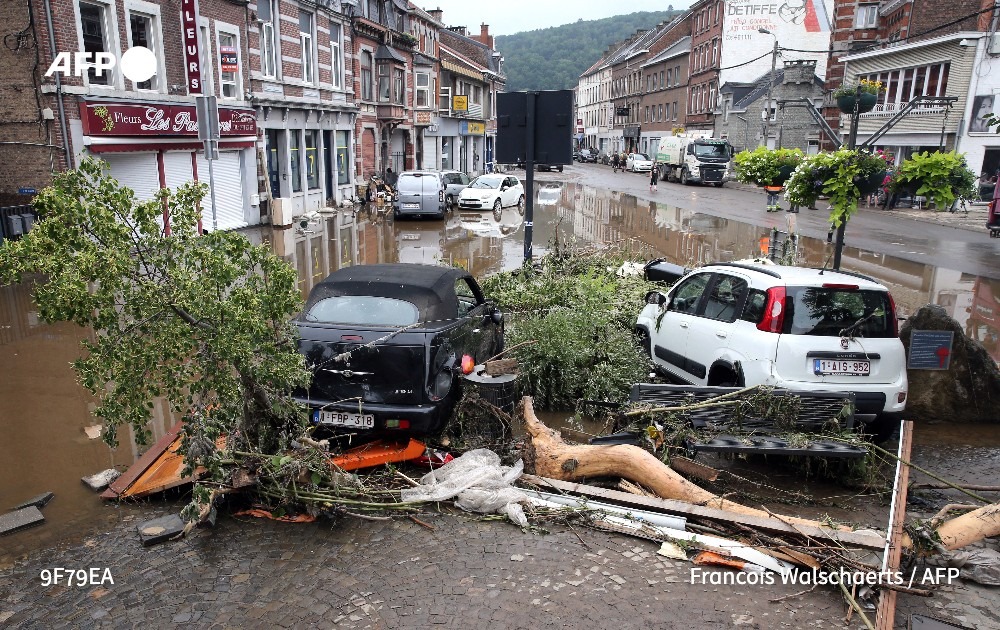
[45,47,158,84]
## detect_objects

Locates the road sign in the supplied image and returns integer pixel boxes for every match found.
[195,95,220,142]
[907,330,954,370]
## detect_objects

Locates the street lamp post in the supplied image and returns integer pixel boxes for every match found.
[758,28,779,147]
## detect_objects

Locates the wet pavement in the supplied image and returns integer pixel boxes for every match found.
[1,176,999,627]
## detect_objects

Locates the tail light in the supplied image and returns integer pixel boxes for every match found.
[756,286,786,333]
[439,189,444,202]
[886,291,899,336]
[385,419,411,429]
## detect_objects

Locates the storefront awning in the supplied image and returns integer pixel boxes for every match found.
[441,59,482,81]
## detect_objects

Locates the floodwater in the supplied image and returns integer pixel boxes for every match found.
[2,181,998,564]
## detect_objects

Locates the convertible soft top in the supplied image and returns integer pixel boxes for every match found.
[305,263,472,322]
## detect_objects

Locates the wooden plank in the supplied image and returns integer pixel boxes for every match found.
[519,474,887,550]
[876,420,913,630]
[101,421,184,499]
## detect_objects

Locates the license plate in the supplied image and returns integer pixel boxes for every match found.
[313,410,375,428]
[403,203,419,209]
[814,359,870,376]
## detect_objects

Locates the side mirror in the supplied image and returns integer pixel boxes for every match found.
[644,291,666,307]
[490,308,504,326]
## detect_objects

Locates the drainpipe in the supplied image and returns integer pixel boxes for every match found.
[41,0,72,169]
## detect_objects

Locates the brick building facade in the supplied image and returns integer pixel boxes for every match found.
[685,0,722,133]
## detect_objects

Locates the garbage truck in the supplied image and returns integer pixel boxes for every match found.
[655,134,734,186]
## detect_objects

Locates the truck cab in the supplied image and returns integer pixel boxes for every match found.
[656,137,734,187]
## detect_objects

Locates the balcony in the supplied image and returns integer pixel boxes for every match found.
[377,104,406,121]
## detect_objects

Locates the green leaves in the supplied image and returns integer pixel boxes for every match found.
[891,151,976,211]
[733,147,804,187]
[1,156,312,518]
[785,149,891,226]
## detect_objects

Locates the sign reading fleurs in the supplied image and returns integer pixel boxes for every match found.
[84,102,256,137]
[180,0,202,93]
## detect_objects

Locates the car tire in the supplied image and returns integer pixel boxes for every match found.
[557,165,563,172]
[713,182,724,188]
[634,326,651,358]
[680,169,690,186]
[446,194,454,208]
[516,195,525,214]
[393,208,401,220]
[492,199,502,216]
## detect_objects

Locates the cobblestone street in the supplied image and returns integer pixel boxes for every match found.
[3,499,997,629]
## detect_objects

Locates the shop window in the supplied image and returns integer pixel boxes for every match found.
[305,130,319,190]
[218,29,240,99]
[265,129,281,198]
[393,68,404,104]
[416,71,430,107]
[290,131,302,193]
[330,21,343,89]
[361,51,373,100]
[336,131,350,184]
[127,10,159,91]
[79,1,115,86]
[258,0,276,78]
[300,11,315,84]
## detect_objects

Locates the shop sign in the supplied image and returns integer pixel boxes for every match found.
[220,46,238,73]
[452,95,468,111]
[84,102,256,137]
[460,121,485,135]
[180,0,202,94]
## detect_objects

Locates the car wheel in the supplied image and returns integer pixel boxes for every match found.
[680,169,690,186]
[634,326,651,358]
[446,194,454,208]
[558,165,563,172]
[713,182,724,188]
[492,199,502,216]
[516,195,525,215]
[393,208,401,220]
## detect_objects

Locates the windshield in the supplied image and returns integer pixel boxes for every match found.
[469,176,503,189]
[693,143,731,158]
[633,153,650,161]
[786,287,895,338]
[303,296,419,327]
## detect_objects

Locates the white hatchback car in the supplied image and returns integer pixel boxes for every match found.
[626,153,654,173]
[457,175,525,213]
[635,262,907,438]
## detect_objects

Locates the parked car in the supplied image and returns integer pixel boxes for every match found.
[577,149,598,163]
[393,171,447,220]
[440,170,472,208]
[626,153,654,173]
[634,262,907,439]
[457,174,525,212]
[536,163,564,172]
[296,263,505,437]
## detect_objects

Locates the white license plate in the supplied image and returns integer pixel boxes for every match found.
[814,359,870,376]
[314,410,375,428]
[403,203,420,209]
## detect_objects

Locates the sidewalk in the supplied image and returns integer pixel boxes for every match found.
[728,182,990,234]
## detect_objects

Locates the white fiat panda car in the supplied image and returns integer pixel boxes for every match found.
[634,262,907,438]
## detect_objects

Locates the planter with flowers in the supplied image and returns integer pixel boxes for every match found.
[733,147,805,188]
[833,79,883,114]
[890,151,976,210]
[784,149,893,225]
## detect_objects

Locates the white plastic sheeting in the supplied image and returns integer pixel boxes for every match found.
[400,449,529,526]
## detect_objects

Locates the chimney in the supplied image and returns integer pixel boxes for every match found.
[477,24,493,48]
[428,8,443,23]
[782,59,816,85]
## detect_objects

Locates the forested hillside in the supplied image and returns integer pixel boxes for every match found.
[496,10,682,92]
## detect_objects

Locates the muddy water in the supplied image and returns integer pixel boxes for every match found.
[2,181,998,562]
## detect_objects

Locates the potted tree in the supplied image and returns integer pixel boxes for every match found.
[833,79,883,114]
[785,149,893,225]
[890,151,976,211]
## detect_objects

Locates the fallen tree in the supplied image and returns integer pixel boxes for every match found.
[520,396,848,530]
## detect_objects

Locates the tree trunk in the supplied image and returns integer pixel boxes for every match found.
[934,502,1000,551]
[520,397,847,530]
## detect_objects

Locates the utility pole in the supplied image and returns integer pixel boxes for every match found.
[759,28,779,147]
[833,85,863,270]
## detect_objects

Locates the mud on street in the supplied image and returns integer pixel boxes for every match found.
[2,172,999,628]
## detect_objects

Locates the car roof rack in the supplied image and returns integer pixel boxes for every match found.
[708,262,782,278]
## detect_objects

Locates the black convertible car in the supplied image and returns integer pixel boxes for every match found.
[295,264,505,436]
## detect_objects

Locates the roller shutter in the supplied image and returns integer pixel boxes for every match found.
[195,151,247,231]
[102,153,160,201]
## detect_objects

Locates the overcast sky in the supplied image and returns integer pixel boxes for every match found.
[420,1,693,37]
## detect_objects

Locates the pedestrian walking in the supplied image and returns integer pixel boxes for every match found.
[611,153,620,173]
[649,164,658,192]
[764,184,783,212]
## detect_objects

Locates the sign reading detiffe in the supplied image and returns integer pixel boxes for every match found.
[181,0,202,94]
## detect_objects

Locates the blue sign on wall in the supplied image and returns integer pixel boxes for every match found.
[908,330,954,370]
[18,187,36,195]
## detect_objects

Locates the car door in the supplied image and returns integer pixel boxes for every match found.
[499,177,513,207]
[683,272,750,385]
[454,276,498,362]
[650,272,713,383]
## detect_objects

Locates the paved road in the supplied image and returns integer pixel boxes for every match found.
[542,163,999,279]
